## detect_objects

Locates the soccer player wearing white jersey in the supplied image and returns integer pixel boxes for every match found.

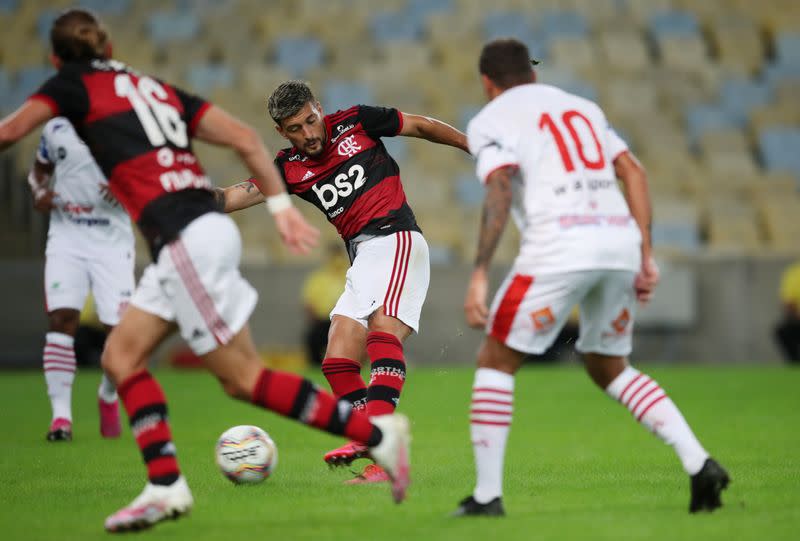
[453,39,729,517]
[29,117,135,442]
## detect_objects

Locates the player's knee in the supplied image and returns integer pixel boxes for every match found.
[48,309,80,335]
[218,376,251,401]
[477,337,521,375]
[101,334,145,384]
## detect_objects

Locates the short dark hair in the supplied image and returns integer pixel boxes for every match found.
[268,80,316,124]
[479,38,535,89]
[51,8,110,63]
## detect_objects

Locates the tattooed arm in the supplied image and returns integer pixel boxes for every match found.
[464,165,515,328]
[213,179,267,213]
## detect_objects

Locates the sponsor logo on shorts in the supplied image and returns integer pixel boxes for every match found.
[530,306,556,331]
[603,308,631,338]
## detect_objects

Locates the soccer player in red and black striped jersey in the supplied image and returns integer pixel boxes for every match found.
[0,9,411,532]
[217,81,469,482]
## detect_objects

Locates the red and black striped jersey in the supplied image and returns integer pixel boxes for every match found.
[29,59,212,223]
[275,105,420,242]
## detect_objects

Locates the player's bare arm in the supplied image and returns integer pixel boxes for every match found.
[464,165,515,328]
[614,151,659,303]
[0,99,54,151]
[213,180,266,213]
[399,113,469,153]
[196,105,318,254]
[28,158,57,213]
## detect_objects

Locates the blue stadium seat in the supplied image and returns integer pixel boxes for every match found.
[147,11,200,45]
[0,0,18,13]
[459,105,483,132]
[456,173,484,207]
[187,64,234,94]
[649,10,700,39]
[370,11,423,42]
[36,10,61,43]
[759,127,800,178]
[652,223,701,251]
[407,0,454,27]
[0,69,11,113]
[78,0,131,15]
[4,66,53,111]
[560,80,598,102]
[538,10,589,41]
[686,105,742,144]
[775,32,800,67]
[322,81,374,113]
[383,137,408,163]
[274,36,324,77]
[762,61,800,89]
[719,78,772,122]
[483,11,546,59]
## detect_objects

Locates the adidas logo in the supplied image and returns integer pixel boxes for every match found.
[302,170,314,181]
[191,328,206,339]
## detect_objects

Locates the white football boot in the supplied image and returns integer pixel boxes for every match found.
[104,476,193,532]
[368,414,411,503]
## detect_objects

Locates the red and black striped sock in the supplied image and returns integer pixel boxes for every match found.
[118,370,180,486]
[365,331,406,417]
[251,368,380,446]
[321,357,367,410]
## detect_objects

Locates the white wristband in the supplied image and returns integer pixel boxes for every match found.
[27,172,46,200]
[265,192,292,214]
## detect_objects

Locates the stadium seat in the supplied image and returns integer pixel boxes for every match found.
[538,10,589,41]
[186,63,234,94]
[709,15,765,76]
[598,31,651,73]
[657,35,709,74]
[146,11,200,45]
[455,173,484,208]
[322,80,374,113]
[0,0,18,13]
[483,10,546,60]
[719,78,772,123]
[370,10,423,42]
[649,9,701,39]
[775,32,800,67]
[0,69,11,113]
[407,0,454,27]
[548,37,598,74]
[274,36,325,78]
[759,127,800,177]
[651,199,701,252]
[686,105,743,145]
[77,0,131,15]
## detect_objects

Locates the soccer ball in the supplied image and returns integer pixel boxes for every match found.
[215,425,278,484]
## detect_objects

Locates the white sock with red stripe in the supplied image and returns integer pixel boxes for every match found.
[43,332,76,422]
[606,366,709,475]
[470,368,514,504]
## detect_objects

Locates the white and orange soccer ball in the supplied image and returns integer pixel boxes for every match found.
[215,425,278,484]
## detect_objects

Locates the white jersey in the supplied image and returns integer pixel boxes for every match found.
[467,84,642,274]
[37,117,134,256]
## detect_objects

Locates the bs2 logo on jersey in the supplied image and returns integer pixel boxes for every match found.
[312,164,367,216]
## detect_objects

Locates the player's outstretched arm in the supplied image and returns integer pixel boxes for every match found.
[615,151,659,303]
[195,105,318,254]
[464,165,514,328]
[0,100,54,152]
[212,180,266,213]
[399,113,469,153]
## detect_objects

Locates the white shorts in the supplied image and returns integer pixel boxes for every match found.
[131,212,258,355]
[44,249,135,326]
[487,269,637,356]
[331,230,430,332]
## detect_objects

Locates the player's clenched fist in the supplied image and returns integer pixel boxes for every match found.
[464,268,489,328]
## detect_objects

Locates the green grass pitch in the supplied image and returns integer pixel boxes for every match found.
[1,365,798,540]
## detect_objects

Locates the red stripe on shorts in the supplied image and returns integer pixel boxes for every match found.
[489,274,534,343]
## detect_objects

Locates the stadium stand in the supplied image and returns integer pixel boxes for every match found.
[0,0,798,261]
